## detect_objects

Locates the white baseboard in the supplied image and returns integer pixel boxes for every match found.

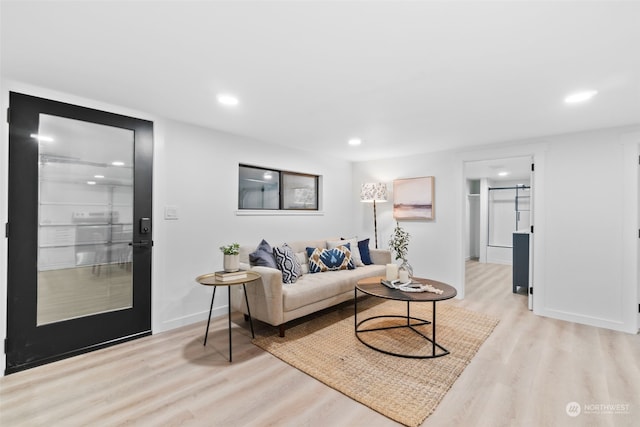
[537,307,636,334]
[154,305,229,334]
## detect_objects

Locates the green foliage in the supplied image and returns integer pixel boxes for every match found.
[219,243,240,255]
[388,222,410,261]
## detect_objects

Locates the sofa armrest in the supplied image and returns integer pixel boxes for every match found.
[369,249,392,265]
[249,266,283,301]
[231,265,284,327]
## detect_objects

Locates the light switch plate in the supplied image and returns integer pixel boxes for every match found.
[164,206,179,220]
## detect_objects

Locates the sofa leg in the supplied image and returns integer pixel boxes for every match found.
[243,314,249,321]
[278,324,286,337]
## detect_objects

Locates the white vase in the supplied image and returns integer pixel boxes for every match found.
[223,254,240,272]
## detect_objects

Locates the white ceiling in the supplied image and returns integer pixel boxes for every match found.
[2,1,639,162]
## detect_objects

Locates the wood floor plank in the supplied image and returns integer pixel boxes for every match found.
[1,261,639,426]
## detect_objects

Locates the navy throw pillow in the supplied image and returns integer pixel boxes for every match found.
[358,238,373,265]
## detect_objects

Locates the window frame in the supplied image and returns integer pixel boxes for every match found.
[238,164,319,211]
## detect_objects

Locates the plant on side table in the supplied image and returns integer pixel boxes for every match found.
[220,243,241,272]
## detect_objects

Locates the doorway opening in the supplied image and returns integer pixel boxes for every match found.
[464,156,533,305]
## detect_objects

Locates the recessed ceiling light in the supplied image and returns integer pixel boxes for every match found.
[263,172,273,180]
[217,94,239,106]
[564,90,598,104]
[111,161,125,166]
[498,171,509,177]
[94,175,105,179]
[87,181,96,185]
[348,138,362,146]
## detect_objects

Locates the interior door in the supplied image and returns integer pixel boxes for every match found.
[5,92,153,374]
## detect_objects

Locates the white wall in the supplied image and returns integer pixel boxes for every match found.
[538,128,637,331]
[353,125,640,333]
[153,119,354,332]
[353,150,463,289]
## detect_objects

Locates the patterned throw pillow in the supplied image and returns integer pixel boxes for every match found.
[330,238,363,267]
[306,244,355,273]
[273,244,301,284]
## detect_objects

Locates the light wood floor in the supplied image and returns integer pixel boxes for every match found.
[2,261,639,426]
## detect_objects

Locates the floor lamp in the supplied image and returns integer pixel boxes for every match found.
[360,183,388,249]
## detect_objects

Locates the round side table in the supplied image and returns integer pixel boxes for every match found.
[195,270,261,362]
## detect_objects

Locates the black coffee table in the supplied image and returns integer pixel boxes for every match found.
[355,276,457,358]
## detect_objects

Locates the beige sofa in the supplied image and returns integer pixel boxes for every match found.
[230,238,391,336]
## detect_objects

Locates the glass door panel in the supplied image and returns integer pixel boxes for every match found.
[36,114,134,325]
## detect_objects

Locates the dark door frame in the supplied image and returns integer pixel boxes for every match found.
[5,92,153,374]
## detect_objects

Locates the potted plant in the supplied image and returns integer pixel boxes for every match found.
[220,243,241,272]
[388,222,413,280]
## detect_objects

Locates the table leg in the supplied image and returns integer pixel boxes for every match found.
[228,288,232,362]
[432,301,436,357]
[354,287,358,332]
[243,283,255,339]
[203,286,217,346]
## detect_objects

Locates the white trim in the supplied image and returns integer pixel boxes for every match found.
[156,305,228,334]
[536,308,631,333]
[458,142,548,317]
[621,132,640,333]
[236,210,324,216]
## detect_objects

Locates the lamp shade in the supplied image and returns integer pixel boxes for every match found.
[360,183,388,203]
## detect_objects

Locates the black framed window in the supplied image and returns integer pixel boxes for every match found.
[239,165,319,210]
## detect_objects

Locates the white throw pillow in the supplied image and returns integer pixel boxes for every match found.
[295,251,310,275]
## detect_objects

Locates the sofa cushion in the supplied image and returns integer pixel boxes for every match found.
[283,264,385,311]
[273,244,301,284]
[306,245,354,273]
[249,239,277,269]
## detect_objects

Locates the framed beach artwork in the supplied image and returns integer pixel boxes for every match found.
[393,176,435,220]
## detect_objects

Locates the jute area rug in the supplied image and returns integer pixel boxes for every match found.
[252,297,499,427]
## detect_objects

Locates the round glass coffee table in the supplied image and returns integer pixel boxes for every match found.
[355,276,457,358]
